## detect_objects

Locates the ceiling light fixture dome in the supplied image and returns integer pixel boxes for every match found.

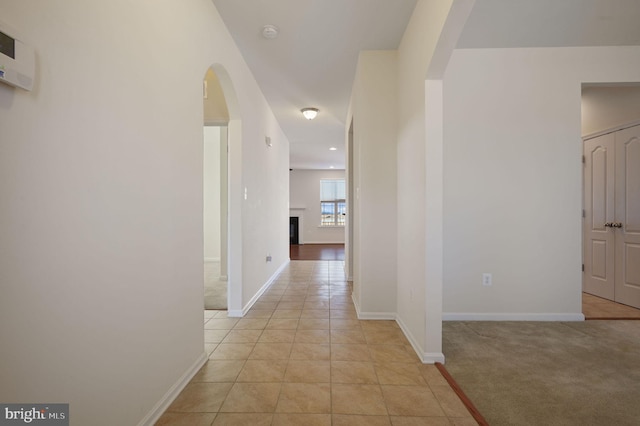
[301,107,319,120]
[262,25,279,39]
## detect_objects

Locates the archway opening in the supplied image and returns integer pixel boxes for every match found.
[202,65,243,317]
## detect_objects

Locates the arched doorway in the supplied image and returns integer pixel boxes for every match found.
[202,64,243,316]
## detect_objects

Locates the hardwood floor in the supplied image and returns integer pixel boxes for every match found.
[583,292,640,319]
[289,244,345,261]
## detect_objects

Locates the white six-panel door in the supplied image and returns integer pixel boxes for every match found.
[584,124,640,309]
[584,133,615,300]
[614,125,640,309]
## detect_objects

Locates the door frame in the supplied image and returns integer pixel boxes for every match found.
[582,119,640,301]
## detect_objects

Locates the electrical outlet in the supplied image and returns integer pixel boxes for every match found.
[482,273,492,286]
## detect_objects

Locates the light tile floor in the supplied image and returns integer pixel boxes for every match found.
[157,261,477,426]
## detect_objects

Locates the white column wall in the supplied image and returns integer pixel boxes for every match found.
[395,0,454,362]
[350,51,398,317]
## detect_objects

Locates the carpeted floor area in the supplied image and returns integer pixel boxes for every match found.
[204,260,227,310]
[443,320,640,426]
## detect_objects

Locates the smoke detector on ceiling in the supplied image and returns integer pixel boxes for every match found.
[262,25,279,39]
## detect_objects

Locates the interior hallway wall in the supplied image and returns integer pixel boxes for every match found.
[0,1,289,424]
[442,46,640,319]
[582,85,640,135]
[349,50,398,317]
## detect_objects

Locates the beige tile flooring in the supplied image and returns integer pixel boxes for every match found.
[157,261,477,426]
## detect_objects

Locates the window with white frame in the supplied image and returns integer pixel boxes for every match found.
[320,179,345,226]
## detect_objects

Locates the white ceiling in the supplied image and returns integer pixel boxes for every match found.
[212,0,417,170]
[213,0,640,170]
[458,0,640,49]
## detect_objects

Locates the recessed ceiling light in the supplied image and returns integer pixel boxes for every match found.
[301,108,319,120]
[329,147,337,151]
[262,25,279,39]
[329,166,335,169]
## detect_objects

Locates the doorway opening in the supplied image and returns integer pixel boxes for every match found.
[346,119,354,281]
[203,69,229,310]
[202,65,243,316]
[581,83,640,319]
[203,125,228,309]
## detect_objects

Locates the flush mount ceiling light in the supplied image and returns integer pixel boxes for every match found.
[329,147,337,151]
[262,25,279,39]
[301,107,319,120]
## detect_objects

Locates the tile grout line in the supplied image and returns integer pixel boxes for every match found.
[197,260,467,424]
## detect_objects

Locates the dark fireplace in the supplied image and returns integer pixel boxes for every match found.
[289,217,299,245]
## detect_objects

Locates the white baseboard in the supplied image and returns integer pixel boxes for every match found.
[423,352,446,364]
[395,315,421,360]
[351,293,361,317]
[204,257,221,263]
[240,260,290,316]
[352,296,445,364]
[395,316,445,364]
[443,312,585,321]
[357,311,397,320]
[351,293,396,320]
[138,352,208,426]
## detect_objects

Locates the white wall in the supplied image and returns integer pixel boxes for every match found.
[442,46,640,320]
[582,85,640,135]
[239,110,290,307]
[289,169,345,244]
[203,126,221,261]
[396,0,454,362]
[0,1,288,425]
[349,50,398,317]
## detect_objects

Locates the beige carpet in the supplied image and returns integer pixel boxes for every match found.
[204,260,226,310]
[443,321,640,426]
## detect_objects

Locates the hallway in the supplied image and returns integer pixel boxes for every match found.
[158,261,476,425]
